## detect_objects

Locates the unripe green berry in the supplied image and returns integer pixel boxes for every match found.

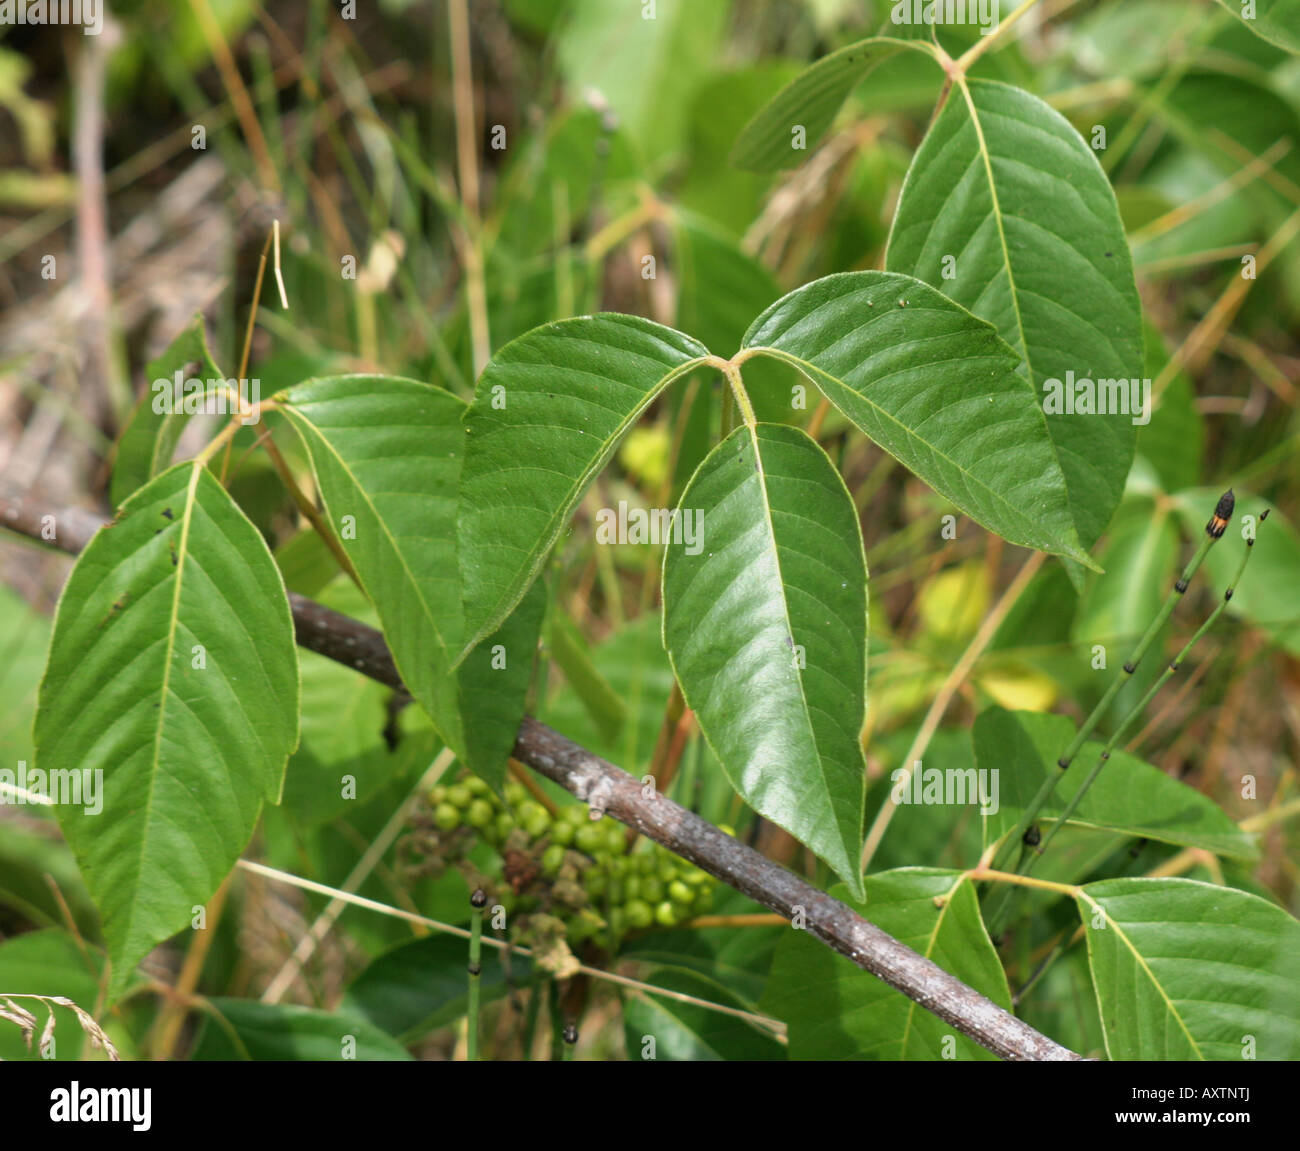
[504,782,527,806]
[494,812,516,841]
[433,802,460,831]
[429,785,448,806]
[623,875,641,901]
[607,856,628,879]
[465,798,494,828]
[466,776,490,797]
[520,803,551,840]
[624,899,653,929]
[561,805,587,827]
[541,844,566,877]
[657,860,680,883]
[604,825,628,855]
[640,876,664,903]
[550,821,575,847]
[667,880,693,906]
[654,900,679,927]
[446,783,473,809]
[583,869,607,898]
[575,823,605,855]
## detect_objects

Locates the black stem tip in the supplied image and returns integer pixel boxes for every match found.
[1206,488,1235,538]
[471,888,488,909]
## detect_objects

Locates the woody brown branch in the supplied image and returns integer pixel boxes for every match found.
[0,486,1083,1062]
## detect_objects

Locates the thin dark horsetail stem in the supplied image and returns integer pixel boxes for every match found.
[990,488,1237,875]
[1024,507,1268,872]
[468,888,487,1060]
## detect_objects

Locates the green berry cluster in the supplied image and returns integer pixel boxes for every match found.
[412,772,716,952]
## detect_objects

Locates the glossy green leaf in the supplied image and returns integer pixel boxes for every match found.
[743,271,1093,565]
[557,0,729,163]
[457,316,709,654]
[1076,878,1300,1060]
[35,461,299,997]
[731,37,933,171]
[886,79,1144,557]
[1216,0,1300,53]
[1074,496,1179,652]
[671,210,781,355]
[0,583,50,770]
[277,376,544,789]
[762,871,1011,1060]
[621,967,785,1061]
[663,422,867,897]
[975,708,1256,860]
[193,999,413,1060]
[545,609,627,744]
[111,314,231,508]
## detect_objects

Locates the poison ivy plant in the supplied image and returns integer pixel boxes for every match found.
[111,313,229,508]
[1076,878,1300,1059]
[886,80,1144,563]
[277,375,544,790]
[664,422,868,895]
[975,708,1257,860]
[763,871,1011,1060]
[13,3,1300,1068]
[730,37,935,171]
[1215,0,1300,54]
[35,460,300,997]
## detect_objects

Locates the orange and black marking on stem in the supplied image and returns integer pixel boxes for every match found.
[1205,488,1235,540]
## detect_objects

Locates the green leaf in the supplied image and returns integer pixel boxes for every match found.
[662,422,867,897]
[111,314,230,508]
[1215,0,1300,53]
[1075,498,1178,652]
[975,708,1257,860]
[731,37,934,171]
[671,210,781,355]
[556,0,729,163]
[762,871,1011,1060]
[621,967,785,1061]
[886,79,1144,557]
[457,315,709,654]
[1073,495,1179,713]
[192,999,413,1060]
[0,582,50,769]
[1076,878,1300,1060]
[277,376,543,789]
[343,934,525,1041]
[545,609,627,744]
[35,461,299,997]
[743,271,1094,565]
[1172,488,1300,657]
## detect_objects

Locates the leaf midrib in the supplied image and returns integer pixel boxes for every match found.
[461,355,710,657]
[1080,890,1204,1060]
[749,346,1084,561]
[285,407,455,662]
[745,424,842,861]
